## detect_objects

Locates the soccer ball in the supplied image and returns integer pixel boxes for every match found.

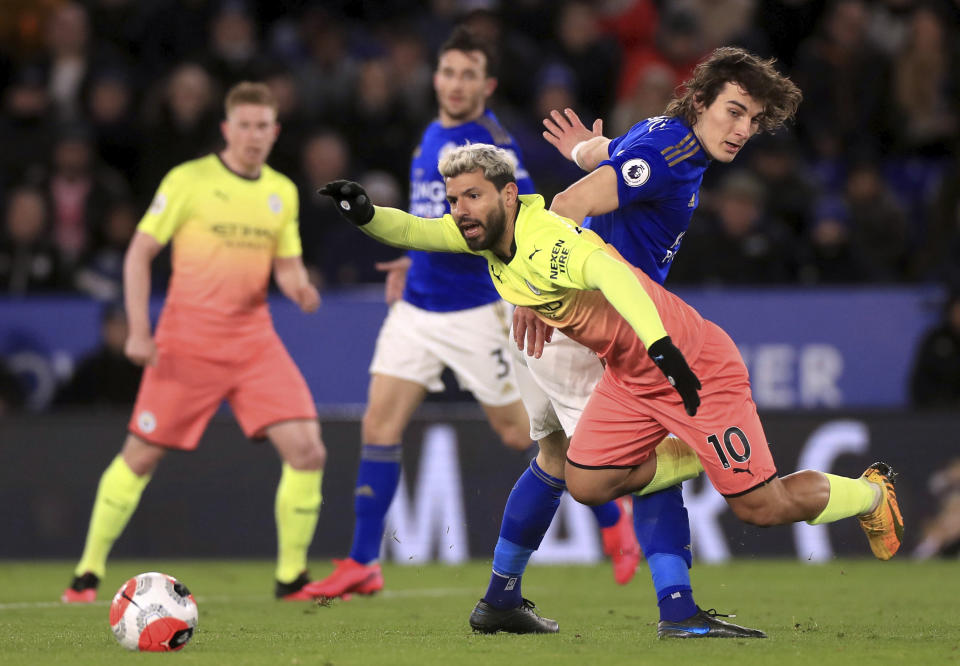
[109,572,198,651]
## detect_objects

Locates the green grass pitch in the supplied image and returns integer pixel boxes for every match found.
[0,559,956,665]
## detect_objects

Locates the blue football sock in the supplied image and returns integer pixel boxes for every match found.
[633,486,698,622]
[348,444,402,565]
[589,500,621,529]
[483,460,564,609]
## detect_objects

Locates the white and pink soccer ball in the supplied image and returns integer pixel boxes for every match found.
[109,572,198,651]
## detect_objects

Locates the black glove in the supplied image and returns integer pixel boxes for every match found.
[317,180,375,226]
[648,336,701,416]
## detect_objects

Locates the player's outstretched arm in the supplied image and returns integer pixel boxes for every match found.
[550,165,620,225]
[274,256,320,313]
[123,231,164,366]
[319,180,470,254]
[581,251,701,415]
[542,107,610,171]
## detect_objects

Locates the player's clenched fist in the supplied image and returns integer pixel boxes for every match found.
[125,332,157,367]
[318,180,375,226]
[295,284,321,313]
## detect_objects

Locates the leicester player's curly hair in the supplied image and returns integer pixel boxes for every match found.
[665,46,802,134]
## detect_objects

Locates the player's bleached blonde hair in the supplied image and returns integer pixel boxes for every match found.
[438,143,517,191]
[224,81,278,116]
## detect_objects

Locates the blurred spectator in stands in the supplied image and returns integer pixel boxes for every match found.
[84,68,142,183]
[40,2,116,123]
[909,291,960,408]
[845,161,908,281]
[0,355,26,417]
[913,458,960,559]
[137,0,214,80]
[54,302,141,407]
[296,131,398,286]
[746,131,818,238]
[355,170,409,282]
[342,56,417,179]
[264,64,312,178]
[671,172,796,285]
[139,62,220,197]
[681,0,771,55]
[617,7,706,103]
[386,29,433,121]
[74,199,136,301]
[792,0,892,164]
[0,185,64,294]
[297,130,353,286]
[866,0,920,57]
[461,9,543,116]
[549,0,621,120]
[45,125,129,269]
[890,4,960,158]
[294,10,358,125]
[508,63,584,204]
[0,0,60,60]
[597,0,658,69]
[201,3,269,88]
[914,154,960,282]
[0,65,53,190]
[797,196,870,284]
[610,61,674,137]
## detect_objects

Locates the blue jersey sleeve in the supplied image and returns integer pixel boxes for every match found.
[598,143,676,208]
[606,133,626,158]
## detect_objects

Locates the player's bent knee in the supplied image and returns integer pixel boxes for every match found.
[499,427,533,452]
[121,434,166,476]
[565,477,613,506]
[361,413,404,444]
[285,442,326,471]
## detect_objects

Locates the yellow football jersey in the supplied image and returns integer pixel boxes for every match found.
[365,194,607,325]
[138,154,301,317]
[363,194,706,387]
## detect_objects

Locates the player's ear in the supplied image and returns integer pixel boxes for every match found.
[484,76,498,99]
[502,181,518,207]
[692,91,707,115]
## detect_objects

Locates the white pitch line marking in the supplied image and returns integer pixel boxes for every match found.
[0,587,479,611]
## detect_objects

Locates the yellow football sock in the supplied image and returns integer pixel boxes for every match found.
[807,473,877,525]
[275,464,323,583]
[75,455,151,578]
[636,436,704,496]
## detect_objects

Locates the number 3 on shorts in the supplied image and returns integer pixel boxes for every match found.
[707,426,752,469]
[490,348,510,379]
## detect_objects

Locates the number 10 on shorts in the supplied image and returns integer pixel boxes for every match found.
[707,426,752,469]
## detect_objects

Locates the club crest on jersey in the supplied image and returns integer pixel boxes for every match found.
[621,159,651,187]
[149,193,167,215]
[137,410,157,434]
[268,193,283,213]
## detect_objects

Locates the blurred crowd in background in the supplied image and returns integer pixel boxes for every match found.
[0,0,959,412]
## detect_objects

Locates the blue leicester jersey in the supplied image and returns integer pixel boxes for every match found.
[584,115,709,285]
[404,109,534,311]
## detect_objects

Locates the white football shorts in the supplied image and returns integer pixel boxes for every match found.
[510,328,603,441]
[369,299,521,406]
